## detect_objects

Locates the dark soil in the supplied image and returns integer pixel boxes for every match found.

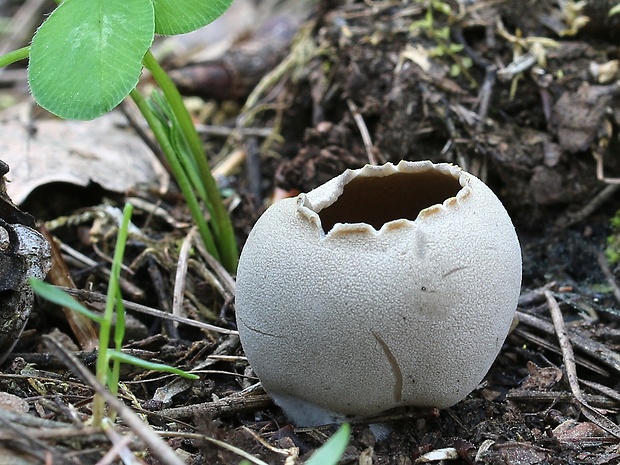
[1,0,620,464]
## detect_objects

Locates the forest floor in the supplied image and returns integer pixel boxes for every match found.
[1,0,620,464]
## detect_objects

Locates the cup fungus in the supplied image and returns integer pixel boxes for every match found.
[235,160,522,426]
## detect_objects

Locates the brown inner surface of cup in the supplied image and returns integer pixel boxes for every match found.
[318,170,462,232]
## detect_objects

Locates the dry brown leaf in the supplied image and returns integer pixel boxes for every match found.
[0,109,168,204]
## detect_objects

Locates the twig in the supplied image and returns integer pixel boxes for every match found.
[123,368,256,385]
[512,326,610,376]
[196,124,272,138]
[172,227,197,328]
[245,137,263,208]
[451,26,496,130]
[0,409,76,464]
[593,150,620,184]
[496,53,538,81]
[348,406,439,426]
[505,390,619,409]
[475,67,496,130]
[148,255,179,339]
[0,0,47,57]
[241,426,295,458]
[581,379,620,404]
[60,286,238,335]
[100,419,141,465]
[0,426,103,441]
[188,258,230,303]
[159,430,271,465]
[0,405,90,429]
[517,282,556,306]
[212,148,247,179]
[516,310,620,375]
[156,393,272,420]
[193,236,236,295]
[556,183,620,228]
[44,335,186,465]
[346,98,381,165]
[59,241,144,300]
[125,197,189,229]
[545,291,620,439]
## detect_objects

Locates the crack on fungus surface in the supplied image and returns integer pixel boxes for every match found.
[442,266,469,278]
[371,331,403,403]
[318,170,461,232]
[237,314,284,338]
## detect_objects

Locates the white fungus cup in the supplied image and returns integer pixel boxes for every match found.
[235,160,522,426]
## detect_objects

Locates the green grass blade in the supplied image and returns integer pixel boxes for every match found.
[131,88,222,261]
[304,423,350,465]
[107,350,199,379]
[113,287,126,350]
[142,52,238,272]
[148,91,209,204]
[93,203,133,424]
[30,278,104,324]
[110,286,125,400]
[97,203,133,356]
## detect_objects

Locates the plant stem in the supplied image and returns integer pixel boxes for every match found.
[142,51,238,272]
[0,46,29,68]
[129,88,221,260]
[109,205,133,419]
[92,203,133,426]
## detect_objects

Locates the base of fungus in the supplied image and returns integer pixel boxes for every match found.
[270,392,346,427]
[270,392,393,441]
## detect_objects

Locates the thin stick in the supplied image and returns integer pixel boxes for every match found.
[593,150,620,184]
[241,426,295,457]
[157,393,272,420]
[172,227,197,327]
[59,241,144,300]
[557,183,620,227]
[347,98,380,165]
[99,422,137,465]
[193,236,236,295]
[516,310,620,374]
[0,427,104,442]
[44,335,186,465]
[545,291,620,439]
[505,390,619,409]
[0,0,47,56]
[159,431,271,465]
[0,409,76,464]
[59,286,238,335]
[196,125,272,138]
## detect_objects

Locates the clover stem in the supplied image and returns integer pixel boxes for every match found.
[0,46,29,68]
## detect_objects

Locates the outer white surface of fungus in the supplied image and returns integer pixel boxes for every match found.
[235,160,522,424]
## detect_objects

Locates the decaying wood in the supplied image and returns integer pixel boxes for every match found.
[156,393,273,420]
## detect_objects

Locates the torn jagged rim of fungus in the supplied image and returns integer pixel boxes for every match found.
[296,161,471,238]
